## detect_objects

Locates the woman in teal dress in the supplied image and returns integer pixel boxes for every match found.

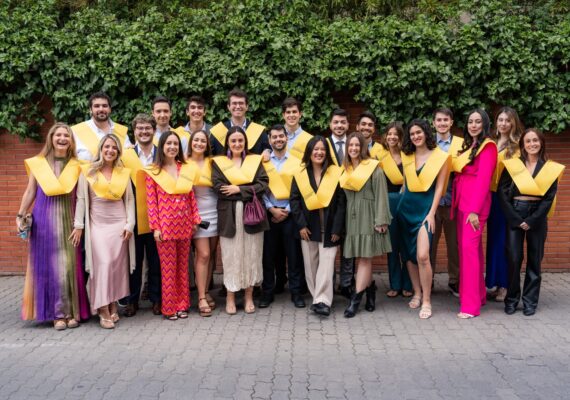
[397,119,449,319]
[341,132,392,318]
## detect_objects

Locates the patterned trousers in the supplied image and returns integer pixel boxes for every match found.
[157,239,190,316]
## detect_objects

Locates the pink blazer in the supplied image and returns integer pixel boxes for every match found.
[452,142,498,217]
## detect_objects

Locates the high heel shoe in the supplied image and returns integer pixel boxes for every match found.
[344,290,365,318]
[365,281,377,312]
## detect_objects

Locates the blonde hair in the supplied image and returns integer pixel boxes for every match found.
[88,134,124,178]
[39,122,77,161]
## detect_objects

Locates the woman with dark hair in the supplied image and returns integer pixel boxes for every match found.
[142,131,201,321]
[498,128,564,316]
[290,136,345,316]
[212,126,269,315]
[340,132,391,317]
[486,107,524,302]
[71,133,135,329]
[187,130,218,316]
[452,109,497,318]
[19,122,89,330]
[378,122,413,299]
[397,119,450,319]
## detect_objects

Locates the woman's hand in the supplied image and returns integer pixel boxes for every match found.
[519,221,530,231]
[466,212,480,231]
[374,224,388,234]
[192,224,199,234]
[121,230,133,241]
[153,230,162,243]
[299,227,311,241]
[423,212,436,233]
[331,234,340,243]
[68,229,83,247]
[220,184,240,196]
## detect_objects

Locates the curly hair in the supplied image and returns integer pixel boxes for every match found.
[402,119,436,155]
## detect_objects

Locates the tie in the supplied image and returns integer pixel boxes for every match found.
[336,141,344,164]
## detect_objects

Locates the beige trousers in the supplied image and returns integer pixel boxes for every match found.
[300,237,338,306]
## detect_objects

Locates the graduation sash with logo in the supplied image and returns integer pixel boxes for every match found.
[263,156,302,200]
[73,121,128,158]
[490,148,520,192]
[339,159,379,192]
[294,165,343,211]
[81,164,131,200]
[402,147,451,193]
[452,138,495,173]
[369,142,383,160]
[172,126,191,143]
[288,131,313,159]
[188,158,214,187]
[210,121,266,150]
[24,157,81,196]
[377,148,404,186]
[213,154,262,185]
[503,158,565,217]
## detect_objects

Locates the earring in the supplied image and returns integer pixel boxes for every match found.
[227,149,232,158]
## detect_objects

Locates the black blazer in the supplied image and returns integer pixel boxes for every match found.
[212,160,270,238]
[211,119,271,156]
[326,135,343,167]
[497,158,558,229]
[290,167,346,247]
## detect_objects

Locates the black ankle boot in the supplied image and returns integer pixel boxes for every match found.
[365,281,377,312]
[344,291,365,318]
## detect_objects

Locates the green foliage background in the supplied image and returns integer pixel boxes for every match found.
[1,0,569,139]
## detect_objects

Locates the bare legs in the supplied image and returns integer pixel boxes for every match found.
[354,257,373,293]
[406,226,433,318]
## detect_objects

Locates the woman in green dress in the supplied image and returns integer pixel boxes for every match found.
[397,120,450,319]
[340,132,392,318]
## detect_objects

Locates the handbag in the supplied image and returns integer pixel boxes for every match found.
[243,186,266,226]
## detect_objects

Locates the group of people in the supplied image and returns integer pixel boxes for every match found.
[17,89,564,330]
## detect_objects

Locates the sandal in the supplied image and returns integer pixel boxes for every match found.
[99,316,115,329]
[386,290,399,298]
[177,311,189,319]
[244,301,256,314]
[408,296,421,309]
[402,290,413,298]
[198,298,212,317]
[54,319,67,331]
[66,318,79,329]
[205,292,216,310]
[419,304,432,319]
[165,314,178,321]
[111,313,120,323]
[457,312,475,319]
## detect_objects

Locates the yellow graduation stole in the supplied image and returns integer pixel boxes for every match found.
[212,154,262,185]
[288,131,313,159]
[503,158,565,217]
[452,138,496,173]
[327,138,342,168]
[377,148,404,186]
[448,135,464,162]
[188,158,214,187]
[339,159,379,191]
[490,148,520,192]
[24,157,81,196]
[369,142,383,160]
[210,121,266,150]
[173,126,191,143]
[294,165,343,210]
[81,164,131,200]
[402,147,451,193]
[72,121,128,158]
[120,148,146,187]
[263,156,302,200]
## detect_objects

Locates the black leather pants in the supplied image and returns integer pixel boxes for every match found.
[505,200,547,310]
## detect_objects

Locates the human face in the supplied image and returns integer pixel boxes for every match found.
[523,131,541,158]
[227,96,248,120]
[310,141,326,166]
[409,125,426,148]
[163,134,180,159]
[191,132,208,155]
[282,106,302,129]
[52,127,71,154]
[101,138,119,164]
[329,115,349,138]
[228,132,246,156]
[496,112,512,137]
[433,112,453,135]
[152,102,172,128]
[467,112,483,138]
[356,117,375,140]
[269,129,287,152]
[90,98,111,123]
[134,122,154,146]
[385,128,400,150]
[187,101,205,124]
[347,137,361,161]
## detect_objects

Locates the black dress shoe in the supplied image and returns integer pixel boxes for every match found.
[152,302,162,315]
[258,293,274,308]
[123,303,137,317]
[313,302,330,316]
[523,307,536,316]
[309,303,317,312]
[504,306,516,315]
[291,294,306,308]
[320,304,331,316]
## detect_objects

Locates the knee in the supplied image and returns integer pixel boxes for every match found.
[196,248,210,264]
[417,252,430,267]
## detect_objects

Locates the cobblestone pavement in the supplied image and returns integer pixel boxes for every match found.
[0,273,569,400]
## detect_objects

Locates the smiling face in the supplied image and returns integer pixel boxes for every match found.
[187,101,205,124]
[282,105,302,129]
[227,96,248,120]
[52,127,72,154]
[162,134,180,160]
[347,137,361,161]
[356,117,375,140]
[310,140,326,166]
[409,125,426,148]
[152,101,172,128]
[433,112,453,136]
[523,130,541,158]
[101,137,119,164]
[134,122,154,146]
[228,131,246,156]
[467,112,483,138]
[496,112,512,137]
[191,131,208,156]
[90,98,111,123]
[330,115,349,139]
[269,128,287,152]
[385,127,400,150]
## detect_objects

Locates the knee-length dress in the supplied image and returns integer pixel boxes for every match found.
[193,185,218,238]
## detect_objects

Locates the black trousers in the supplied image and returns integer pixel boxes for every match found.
[262,216,305,295]
[124,232,162,305]
[505,200,547,310]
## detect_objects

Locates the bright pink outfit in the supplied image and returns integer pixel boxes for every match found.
[146,164,201,316]
[452,143,497,316]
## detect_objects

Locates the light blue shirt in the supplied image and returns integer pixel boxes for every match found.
[263,151,291,211]
[436,133,454,206]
